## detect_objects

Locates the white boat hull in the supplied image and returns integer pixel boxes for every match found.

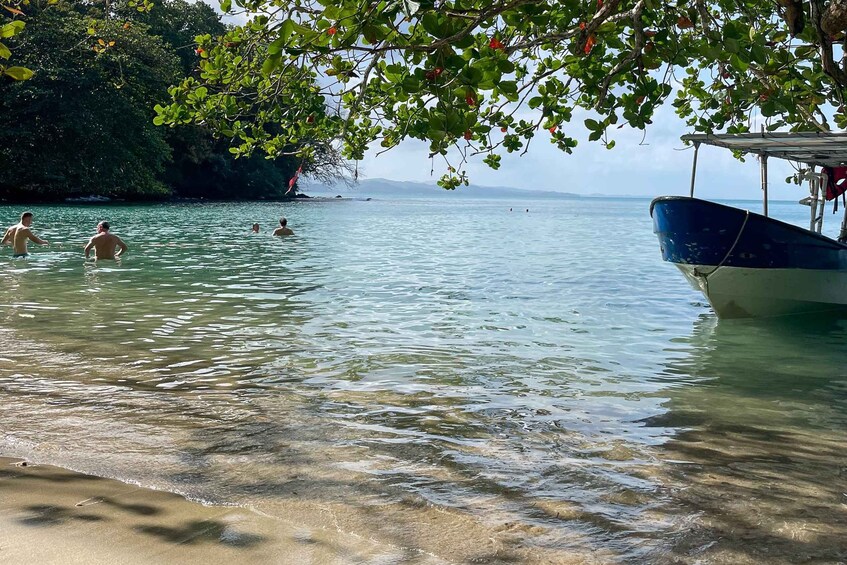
[676,264,847,319]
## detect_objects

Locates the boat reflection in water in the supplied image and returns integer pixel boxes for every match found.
[645,314,847,564]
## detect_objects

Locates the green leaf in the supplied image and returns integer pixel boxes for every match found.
[261,54,281,76]
[4,66,33,80]
[0,21,25,39]
[724,38,739,53]
[267,37,287,55]
[401,0,420,17]
[729,54,748,72]
[277,19,295,47]
[498,81,517,94]
[0,42,10,60]
[420,12,455,39]
[220,0,232,12]
[421,12,440,37]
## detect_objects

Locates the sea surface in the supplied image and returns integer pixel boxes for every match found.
[0,197,845,564]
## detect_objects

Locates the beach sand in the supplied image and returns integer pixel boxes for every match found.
[0,457,441,564]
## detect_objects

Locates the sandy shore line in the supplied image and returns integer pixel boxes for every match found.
[0,456,442,564]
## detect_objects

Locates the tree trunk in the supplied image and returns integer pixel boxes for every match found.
[822,0,847,35]
[777,0,805,36]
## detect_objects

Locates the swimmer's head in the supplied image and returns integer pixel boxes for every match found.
[279,217,287,227]
[97,221,110,233]
[20,211,33,227]
[251,223,260,233]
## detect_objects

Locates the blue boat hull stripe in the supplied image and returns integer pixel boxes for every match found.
[650,196,847,270]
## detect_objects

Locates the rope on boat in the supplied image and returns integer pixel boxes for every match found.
[693,210,750,298]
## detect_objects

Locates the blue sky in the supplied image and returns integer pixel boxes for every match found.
[357,101,801,201]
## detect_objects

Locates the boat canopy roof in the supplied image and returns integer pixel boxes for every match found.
[682,132,847,168]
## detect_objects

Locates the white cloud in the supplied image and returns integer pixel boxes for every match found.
[358,100,803,200]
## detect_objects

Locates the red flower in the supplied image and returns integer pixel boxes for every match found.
[584,35,596,54]
[676,16,693,29]
[635,95,645,104]
[425,67,444,81]
[328,26,337,35]
[465,92,476,106]
[549,125,557,133]
[464,129,472,140]
[489,37,504,50]
[195,47,205,55]
[579,22,586,30]
[500,127,507,132]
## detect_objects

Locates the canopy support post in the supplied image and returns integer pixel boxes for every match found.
[809,167,820,232]
[689,142,700,197]
[839,206,847,243]
[760,154,769,217]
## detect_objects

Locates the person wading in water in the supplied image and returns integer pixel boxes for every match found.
[272,217,294,236]
[84,221,127,260]
[1,211,49,258]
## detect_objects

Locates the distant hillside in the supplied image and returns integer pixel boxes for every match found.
[300,178,581,199]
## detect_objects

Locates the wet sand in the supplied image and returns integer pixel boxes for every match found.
[0,456,612,564]
[0,457,443,564]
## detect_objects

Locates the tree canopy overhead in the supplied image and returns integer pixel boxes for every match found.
[155,0,847,188]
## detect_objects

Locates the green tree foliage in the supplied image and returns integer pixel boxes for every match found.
[157,0,847,188]
[133,0,314,199]
[116,0,226,75]
[0,1,179,199]
[0,0,38,80]
[0,0,325,201]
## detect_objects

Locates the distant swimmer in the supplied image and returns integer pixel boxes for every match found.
[272,217,294,237]
[251,223,260,234]
[1,211,49,258]
[84,221,127,260]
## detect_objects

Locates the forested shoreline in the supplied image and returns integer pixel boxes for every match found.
[0,0,343,202]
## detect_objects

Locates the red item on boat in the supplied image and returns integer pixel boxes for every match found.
[825,166,847,200]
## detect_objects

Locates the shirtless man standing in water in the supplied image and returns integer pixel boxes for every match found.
[84,221,127,260]
[272,217,294,236]
[1,211,49,257]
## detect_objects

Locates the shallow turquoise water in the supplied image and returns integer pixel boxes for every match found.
[0,198,845,563]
